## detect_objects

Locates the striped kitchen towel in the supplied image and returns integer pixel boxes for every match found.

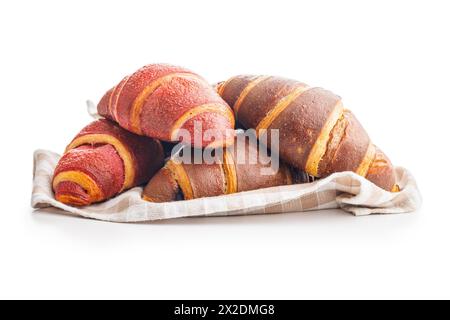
[31,149,422,222]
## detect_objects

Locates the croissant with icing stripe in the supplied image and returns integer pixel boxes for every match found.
[217,76,398,192]
[98,64,235,148]
[142,134,306,202]
[53,119,164,206]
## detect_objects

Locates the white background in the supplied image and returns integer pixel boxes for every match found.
[0,0,449,299]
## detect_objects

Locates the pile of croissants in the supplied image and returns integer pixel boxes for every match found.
[52,63,398,206]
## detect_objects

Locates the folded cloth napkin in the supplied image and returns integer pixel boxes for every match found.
[31,149,422,222]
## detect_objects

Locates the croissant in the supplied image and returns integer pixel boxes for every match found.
[53,119,164,206]
[142,134,303,202]
[217,76,398,192]
[97,63,235,148]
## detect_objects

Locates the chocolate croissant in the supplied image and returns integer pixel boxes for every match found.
[53,119,164,206]
[98,63,235,148]
[142,135,300,202]
[217,76,398,191]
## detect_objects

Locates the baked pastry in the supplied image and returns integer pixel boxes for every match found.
[98,63,235,148]
[53,119,164,205]
[217,76,398,191]
[142,134,300,202]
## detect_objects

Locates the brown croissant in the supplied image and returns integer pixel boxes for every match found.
[217,76,398,192]
[53,119,164,206]
[142,134,306,202]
